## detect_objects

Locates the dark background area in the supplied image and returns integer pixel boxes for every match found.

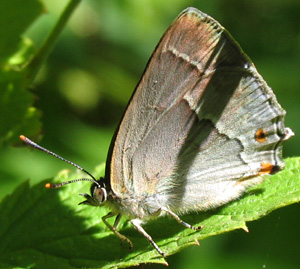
[1,0,299,268]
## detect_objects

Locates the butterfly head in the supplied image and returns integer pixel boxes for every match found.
[79,179,108,207]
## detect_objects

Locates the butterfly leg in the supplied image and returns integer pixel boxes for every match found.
[102,212,133,249]
[131,218,166,257]
[161,207,203,230]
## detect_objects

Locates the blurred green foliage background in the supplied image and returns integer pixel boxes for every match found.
[1,0,299,268]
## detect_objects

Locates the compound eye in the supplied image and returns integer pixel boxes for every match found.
[92,187,107,203]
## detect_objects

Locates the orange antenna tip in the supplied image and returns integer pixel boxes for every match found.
[45,183,52,188]
[19,135,26,141]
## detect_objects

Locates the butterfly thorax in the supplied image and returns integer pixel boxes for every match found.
[106,192,165,221]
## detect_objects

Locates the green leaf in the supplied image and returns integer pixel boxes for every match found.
[0,0,43,65]
[0,0,44,146]
[0,158,299,268]
[0,70,41,146]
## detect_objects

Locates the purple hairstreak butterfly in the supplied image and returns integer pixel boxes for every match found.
[20,7,293,257]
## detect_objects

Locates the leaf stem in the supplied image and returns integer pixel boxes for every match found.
[25,0,82,82]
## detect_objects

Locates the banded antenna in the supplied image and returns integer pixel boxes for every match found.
[19,135,100,189]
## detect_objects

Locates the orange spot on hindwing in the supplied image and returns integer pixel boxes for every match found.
[255,128,267,143]
[259,162,274,175]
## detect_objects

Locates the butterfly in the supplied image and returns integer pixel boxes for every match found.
[21,7,293,257]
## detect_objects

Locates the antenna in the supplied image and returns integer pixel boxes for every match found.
[20,135,100,188]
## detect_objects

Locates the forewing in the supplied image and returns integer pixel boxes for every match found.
[109,8,290,205]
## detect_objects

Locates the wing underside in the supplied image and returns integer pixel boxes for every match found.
[108,8,289,212]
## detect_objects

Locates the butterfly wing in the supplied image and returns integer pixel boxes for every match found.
[107,8,292,214]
